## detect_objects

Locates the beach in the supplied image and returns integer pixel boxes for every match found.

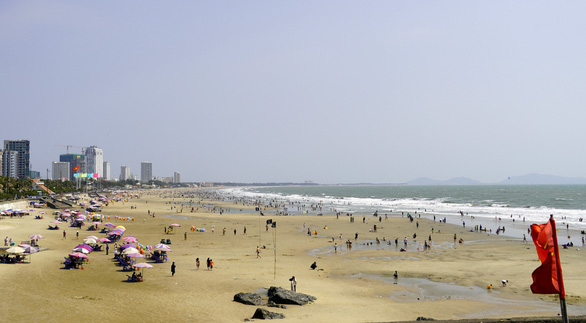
[1,188,585,322]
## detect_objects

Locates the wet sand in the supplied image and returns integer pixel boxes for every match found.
[1,188,585,322]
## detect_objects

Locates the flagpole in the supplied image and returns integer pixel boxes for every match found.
[550,215,568,323]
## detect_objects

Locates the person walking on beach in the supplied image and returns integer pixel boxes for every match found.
[76,231,79,240]
[256,246,261,258]
[243,226,247,235]
[171,262,176,277]
[234,229,237,235]
[223,227,226,236]
[196,258,200,270]
[62,230,67,240]
[290,276,297,292]
[206,258,211,270]
[4,236,7,246]
[184,232,187,240]
[334,243,338,253]
[209,259,214,271]
[106,243,109,255]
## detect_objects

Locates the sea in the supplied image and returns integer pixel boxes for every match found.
[219,185,586,243]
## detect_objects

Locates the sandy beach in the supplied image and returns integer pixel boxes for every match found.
[1,188,585,322]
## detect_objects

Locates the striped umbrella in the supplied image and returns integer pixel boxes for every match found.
[133,262,152,269]
[120,244,136,250]
[153,244,172,252]
[104,223,115,227]
[29,234,44,240]
[73,244,93,253]
[122,236,138,243]
[97,238,111,243]
[127,253,144,258]
[69,252,88,259]
[86,235,99,240]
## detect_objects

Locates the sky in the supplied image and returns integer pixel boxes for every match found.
[2,1,586,184]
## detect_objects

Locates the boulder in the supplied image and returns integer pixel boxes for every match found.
[267,301,287,309]
[252,308,285,320]
[234,292,263,306]
[267,286,317,305]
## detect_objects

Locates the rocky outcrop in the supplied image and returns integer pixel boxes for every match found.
[252,308,285,319]
[233,292,263,306]
[267,286,316,305]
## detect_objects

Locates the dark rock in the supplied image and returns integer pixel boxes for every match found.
[252,308,285,320]
[267,286,317,305]
[234,292,263,306]
[267,301,287,309]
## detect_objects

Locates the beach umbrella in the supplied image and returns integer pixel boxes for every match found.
[91,221,101,226]
[20,245,39,254]
[120,244,136,249]
[133,262,152,269]
[29,234,44,240]
[69,252,88,259]
[86,235,99,240]
[115,225,126,230]
[122,236,138,243]
[73,244,93,253]
[127,253,144,259]
[83,238,97,245]
[104,223,115,227]
[7,246,25,254]
[122,247,139,255]
[170,223,181,227]
[97,238,111,243]
[153,244,172,252]
[63,209,70,212]
[39,211,46,215]
[76,215,87,221]
[50,220,61,224]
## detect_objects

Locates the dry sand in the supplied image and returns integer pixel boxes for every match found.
[1,188,585,322]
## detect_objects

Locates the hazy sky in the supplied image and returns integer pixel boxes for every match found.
[2,1,586,184]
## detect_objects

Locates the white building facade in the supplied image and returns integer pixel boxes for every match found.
[85,146,103,176]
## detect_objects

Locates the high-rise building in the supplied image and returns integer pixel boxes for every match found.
[2,140,30,179]
[85,146,103,176]
[2,151,19,179]
[103,161,111,180]
[52,162,70,180]
[141,161,152,183]
[173,172,181,183]
[120,165,130,181]
[60,154,85,181]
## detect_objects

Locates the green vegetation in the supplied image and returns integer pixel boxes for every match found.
[0,176,37,201]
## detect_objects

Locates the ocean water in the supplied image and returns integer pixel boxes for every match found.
[221,185,586,231]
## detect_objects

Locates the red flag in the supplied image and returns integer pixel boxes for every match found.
[72,166,80,171]
[531,220,555,263]
[530,218,565,298]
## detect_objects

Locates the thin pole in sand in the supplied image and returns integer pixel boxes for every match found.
[272,223,277,280]
[549,215,568,323]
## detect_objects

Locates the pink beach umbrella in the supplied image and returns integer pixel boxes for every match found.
[97,238,111,243]
[153,244,171,252]
[133,262,152,269]
[50,220,61,224]
[104,223,115,227]
[29,234,44,240]
[170,223,181,227]
[127,253,144,259]
[69,252,88,259]
[122,236,138,243]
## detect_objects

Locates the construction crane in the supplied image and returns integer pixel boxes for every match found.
[55,144,86,154]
